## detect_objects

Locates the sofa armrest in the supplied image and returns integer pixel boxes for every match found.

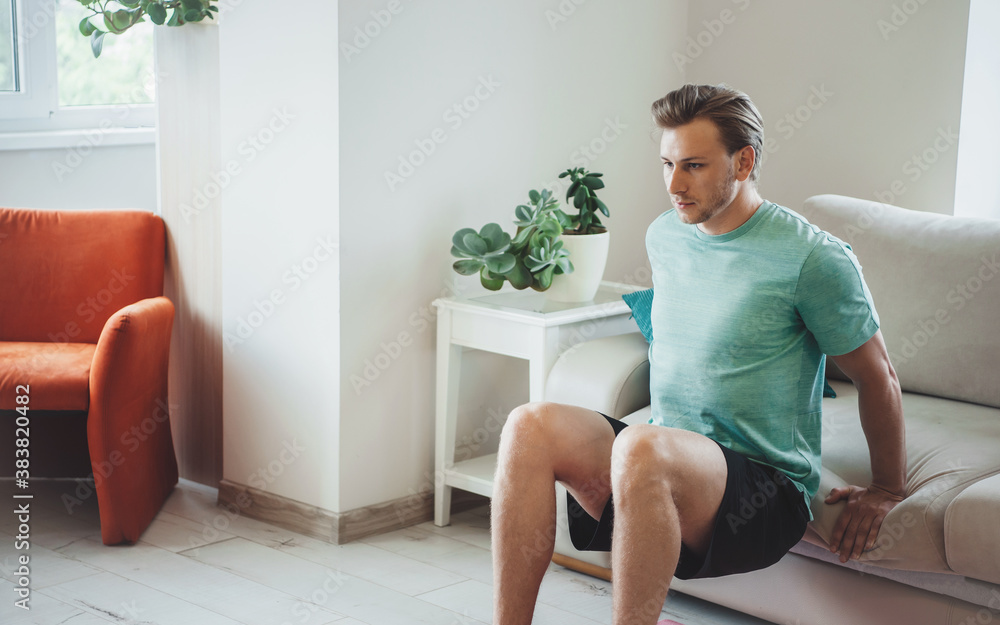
[88,296,179,544]
[545,332,650,419]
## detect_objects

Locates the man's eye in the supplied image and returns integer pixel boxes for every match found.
[688,163,702,169]
[662,161,673,168]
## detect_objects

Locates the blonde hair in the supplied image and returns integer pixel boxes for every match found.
[651,84,765,184]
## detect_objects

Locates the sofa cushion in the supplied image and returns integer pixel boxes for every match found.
[0,342,96,411]
[799,195,1000,409]
[807,380,1000,579]
[945,473,1000,584]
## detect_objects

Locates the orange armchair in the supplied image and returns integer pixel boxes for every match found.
[0,207,178,545]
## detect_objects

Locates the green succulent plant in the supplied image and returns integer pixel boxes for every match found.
[76,0,218,58]
[559,167,609,234]
[452,189,573,291]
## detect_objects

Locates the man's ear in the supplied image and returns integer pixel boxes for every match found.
[733,145,756,182]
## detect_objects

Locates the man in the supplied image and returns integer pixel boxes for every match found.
[491,84,907,625]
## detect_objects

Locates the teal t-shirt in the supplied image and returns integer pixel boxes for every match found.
[646,200,879,512]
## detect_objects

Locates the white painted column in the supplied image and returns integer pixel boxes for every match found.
[154,22,223,486]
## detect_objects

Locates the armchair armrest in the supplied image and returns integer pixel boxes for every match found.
[545,332,651,420]
[88,296,179,544]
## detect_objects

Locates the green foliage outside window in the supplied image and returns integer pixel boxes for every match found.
[59,0,154,106]
[75,0,216,58]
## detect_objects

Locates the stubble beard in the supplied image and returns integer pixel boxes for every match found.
[675,166,739,226]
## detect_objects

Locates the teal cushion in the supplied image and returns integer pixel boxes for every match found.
[621,288,654,343]
[622,288,838,398]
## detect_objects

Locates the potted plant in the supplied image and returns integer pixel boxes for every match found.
[76,0,218,57]
[451,189,573,292]
[544,167,611,302]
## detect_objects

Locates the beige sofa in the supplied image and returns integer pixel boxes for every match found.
[545,194,1000,625]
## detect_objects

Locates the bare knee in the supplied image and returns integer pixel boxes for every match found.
[610,425,680,491]
[502,401,554,438]
[498,402,557,458]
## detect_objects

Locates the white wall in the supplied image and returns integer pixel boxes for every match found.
[0,144,156,210]
[954,0,1000,219]
[219,6,340,510]
[338,0,687,512]
[683,0,970,215]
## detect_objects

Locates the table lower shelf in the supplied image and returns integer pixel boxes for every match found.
[443,453,497,498]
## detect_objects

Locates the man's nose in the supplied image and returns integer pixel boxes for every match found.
[667,170,686,195]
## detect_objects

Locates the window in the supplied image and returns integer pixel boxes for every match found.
[954,0,1000,220]
[0,0,155,143]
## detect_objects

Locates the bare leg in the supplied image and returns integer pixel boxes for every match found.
[491,402,619,625]
[609,424,728,625]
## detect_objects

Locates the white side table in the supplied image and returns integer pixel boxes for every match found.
[433,280,641,526]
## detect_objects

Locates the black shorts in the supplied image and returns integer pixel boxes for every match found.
[566,412,810,580]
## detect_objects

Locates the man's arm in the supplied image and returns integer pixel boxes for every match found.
[825,329,906,563]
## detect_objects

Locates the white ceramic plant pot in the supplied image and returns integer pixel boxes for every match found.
[545,231,610,303]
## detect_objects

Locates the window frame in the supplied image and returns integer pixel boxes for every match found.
[0,0,155,145]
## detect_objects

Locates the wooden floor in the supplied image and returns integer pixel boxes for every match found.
[0,478,773,624]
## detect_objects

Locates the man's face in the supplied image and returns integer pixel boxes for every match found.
[659,118,740,229]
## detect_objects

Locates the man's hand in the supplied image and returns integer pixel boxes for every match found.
[825,484,903,563]
[827,332,907,563]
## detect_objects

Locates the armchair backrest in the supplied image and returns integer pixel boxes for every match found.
[0,208,165,343]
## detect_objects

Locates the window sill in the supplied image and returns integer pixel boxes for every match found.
[0,126,156,152]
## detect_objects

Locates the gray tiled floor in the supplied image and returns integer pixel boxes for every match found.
[0,478,774,624]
